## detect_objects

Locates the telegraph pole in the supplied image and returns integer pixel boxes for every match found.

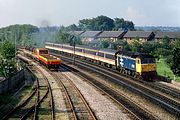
[70,35,75,65]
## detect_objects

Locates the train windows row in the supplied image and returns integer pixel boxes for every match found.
[46,43,115,60]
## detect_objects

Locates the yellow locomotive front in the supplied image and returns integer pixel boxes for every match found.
[136,55,157,80]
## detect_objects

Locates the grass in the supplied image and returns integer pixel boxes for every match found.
[157,58,180,82]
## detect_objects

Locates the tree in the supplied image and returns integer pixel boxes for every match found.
[1,41,15,59]
[130,40,142,52]
[94,15,114,31]
[0,41,17,78]
[168,40,180,76]
[0,24,39,46]
[98,40,110,48]
[56,30,71,43]
[79,19,94,30]
[162,36,171,49]
[114,18,135,31]
[0,58,17,78]
[55,29,82,45]
[79,15,115,31]
[66,24,80,31]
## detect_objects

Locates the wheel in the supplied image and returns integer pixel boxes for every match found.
[122,69,125,74]
[125,70,128,74]
[128,70,131,75]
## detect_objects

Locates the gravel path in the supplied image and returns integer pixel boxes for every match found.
[61,68,131,120]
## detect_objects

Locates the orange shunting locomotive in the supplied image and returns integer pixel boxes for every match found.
[24,46,62,68]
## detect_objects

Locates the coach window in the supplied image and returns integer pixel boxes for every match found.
[106,54,114,59]
[98,52,104,57]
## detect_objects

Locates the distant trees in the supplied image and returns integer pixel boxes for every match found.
[55,29,82,45]
[65,24,81,31]
[64,15,135,31]
[79,15,115,31]
[0,24,39,46]
[114,18,134,31]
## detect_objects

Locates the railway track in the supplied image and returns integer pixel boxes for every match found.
[150,82,180,99]
[52,53,180,118]
[60,64,159,120]
[49,67,97,120]
[64,52,180,101]
[96,61,180,101]
[2,64,54,120]
[29,65,55,120]
[103,65,180,101]
[2,87,37,120]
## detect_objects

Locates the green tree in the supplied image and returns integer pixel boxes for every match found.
[56,30,71,43]
[79,15,115,31]
[112,40,125,50]
[98,40,110,48]
[56,29,82,45]
[1,41,15,59]
[114,18,135,31]
[168,40,180,76]
[66,24,80,31]
[130,40,142,52]
[0,41,17,78]
[162,36,171,49]
[0,24,39,46]
[94,15,114,30]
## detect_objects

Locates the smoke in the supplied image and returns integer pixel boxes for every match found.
[32,19,59,47]
[39,19,51,27]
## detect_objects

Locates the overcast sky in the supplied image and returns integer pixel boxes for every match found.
[0,0,180,27]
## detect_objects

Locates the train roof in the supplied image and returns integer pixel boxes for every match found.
[36,48,48,50]
[76,45,98,50]
[99,49,117,54]
[46,42,154,57]
[116,51,155,59]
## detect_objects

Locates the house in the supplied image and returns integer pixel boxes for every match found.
[154,31,180,42]
[97,31,125,42]
[80,31,102,43]
[69,31,85,36]
[123,31,155,44]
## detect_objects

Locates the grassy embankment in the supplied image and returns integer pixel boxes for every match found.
[157,58,180,82]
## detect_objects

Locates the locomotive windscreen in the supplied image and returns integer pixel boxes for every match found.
[39,50,48,54]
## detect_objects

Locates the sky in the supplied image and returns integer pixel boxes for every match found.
[0,0,180,27]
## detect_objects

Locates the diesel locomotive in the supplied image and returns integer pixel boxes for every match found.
[24,46,62,68]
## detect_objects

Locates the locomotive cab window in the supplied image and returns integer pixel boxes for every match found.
[141,58,156,64]
[39,50,48,54]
